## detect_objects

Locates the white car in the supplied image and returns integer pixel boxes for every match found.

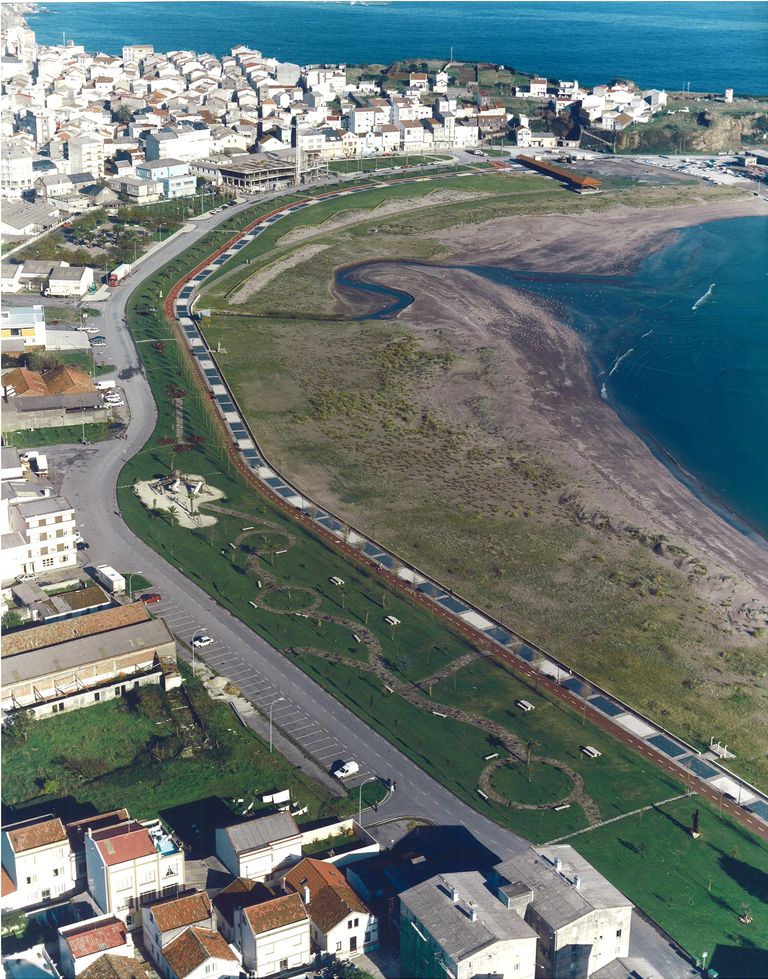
[192,634,214,648]
[78,325,100,334]
[332,760,360,779]
[16,573,37,583]
[104,400,125,408]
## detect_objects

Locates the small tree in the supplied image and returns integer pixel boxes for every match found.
[4,708,36,744]
[2,609,24,631]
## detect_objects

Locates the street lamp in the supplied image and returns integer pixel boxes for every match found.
[268,697,284,753]
[358,775,379,826]
[125,572,143,601]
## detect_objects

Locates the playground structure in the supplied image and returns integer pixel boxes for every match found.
[134,470,224,528]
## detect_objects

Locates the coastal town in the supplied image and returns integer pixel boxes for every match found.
[1,6,768,979]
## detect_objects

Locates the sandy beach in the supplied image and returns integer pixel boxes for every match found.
[351,198,768,629]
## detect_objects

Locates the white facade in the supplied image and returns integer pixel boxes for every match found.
[0,304,46,347]
[85,819,185,929]
[67,134,105,176]
[215,813,302,884]
[1,816,76,911]
[0,493,77,585]
[238,896,311,978]
[1,145,34,199]
[58,915,133,976]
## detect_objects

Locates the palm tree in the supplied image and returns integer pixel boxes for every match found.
[167,505,179,527]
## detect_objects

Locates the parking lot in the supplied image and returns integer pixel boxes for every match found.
[147,594,378,789]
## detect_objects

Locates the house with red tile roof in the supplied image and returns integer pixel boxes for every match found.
[85,819,185,930]
[78,954,151,979]
[284,857,378,959]
[212,877,273,944]
[162,926,240,979]
[142,890,215,971]
[237,892,310,977]
[1,814,76,911]
[58,914,133,976]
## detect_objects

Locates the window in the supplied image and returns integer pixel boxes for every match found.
[336,942,342,952]
[94,692,101,702]
[348,919,353,929]
[280,961,288,970]
[616,928,622,938]
[42,557,54,567]
[52,703,65,713]
[53,868,60,877]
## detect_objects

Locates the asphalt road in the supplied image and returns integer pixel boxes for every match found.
[47,196,695,978]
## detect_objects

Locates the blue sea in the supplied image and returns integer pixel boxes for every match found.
[27,2,768,94]
[471,217,768,542]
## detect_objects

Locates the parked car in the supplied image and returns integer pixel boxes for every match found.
[192,634,214,648]
[140,592,162,605]
[90,337,106,347]
[332,760,360,779]
[16,573,37,583]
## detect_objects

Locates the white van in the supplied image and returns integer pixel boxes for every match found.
[95,380,116,391]
[516,700,535,712]
[332,760,360,779]
[384,615,401,627]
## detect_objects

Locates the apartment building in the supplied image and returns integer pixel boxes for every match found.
[0,304,46,348]
[67,134,105,177]
[493,846,633,978]
[0,494,77,584]
[85,818,186,929]
[400,870,538,979]
[237,893,311,978]
[1,815,76,911]
[0,144,34,198]
[135,158,196,198]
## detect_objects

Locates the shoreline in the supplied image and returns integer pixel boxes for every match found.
[352,201,768,611]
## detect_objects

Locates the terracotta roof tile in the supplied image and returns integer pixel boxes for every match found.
[2,603,150,657]
[213,877,273,929]
[243,893,307,936]
[79,954,151,979]
[64,918,128,959]
[1,367,48,397]
[285,858,369,933]
[42,364,96,396]
[162,927,237,978]
[92,822,155,866]
[149,891,212,933]
[5,816,67,853]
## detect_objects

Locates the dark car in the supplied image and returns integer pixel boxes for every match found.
[140,592,162,605]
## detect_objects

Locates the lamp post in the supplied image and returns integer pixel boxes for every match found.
[269,697,284,753]
[125,572,142,601]
[358,776,379,826]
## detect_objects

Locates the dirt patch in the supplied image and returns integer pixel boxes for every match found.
[230,243,330,305]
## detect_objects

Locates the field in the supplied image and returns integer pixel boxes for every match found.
[192,171,768,789]
[113,180,768,967]
[573,798,768,978]
[328,154,450,173]
[2,666,383,856]
[2,422,112,448]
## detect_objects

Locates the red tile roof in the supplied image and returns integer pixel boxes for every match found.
[2,603,150,657]
[64,918,128,959]
[78,955,151,979]
[149,891,212,933]
[285,858,369,933]
[67,810,130,853]
[162,927,237,978]
[243,893,307,936]
[92,822,155,866]
[5,816,67,853]
[213,877,273,929]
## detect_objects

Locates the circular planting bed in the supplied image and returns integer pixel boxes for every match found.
[490,759,575,808]
[259,587,318,612]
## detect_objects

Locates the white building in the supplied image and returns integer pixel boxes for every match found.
[162,927,240,979]
[145,124,211,162]
[142,890,215,973]
[494,845,633,978]
[67,134,105,177]
[58,914,134,976]
[0,493,77,585]
[284,857,378,959]
[215,812,302,884]
[0,144,34,199]
[0,304,46,347]
[237,893,311,977]
[2,944,61,979]
[85,818,185,929]
[1,815,77,911]
[46,265,94,298]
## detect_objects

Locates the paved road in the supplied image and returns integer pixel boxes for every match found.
[45,196,695,979]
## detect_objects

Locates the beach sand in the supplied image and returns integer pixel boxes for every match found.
[351,197,768,628]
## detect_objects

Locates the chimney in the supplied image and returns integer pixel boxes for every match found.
[450,886,459,904]
[303,885,311,905]
[554,858,563,873]
[573,875,582,891]
[469,902,477,922]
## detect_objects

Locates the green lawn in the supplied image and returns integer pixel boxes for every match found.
[432,657,684,823]
[573,798,768,979]
[3,422,112,448]
[3,667,384,855]
[490,760,575,807]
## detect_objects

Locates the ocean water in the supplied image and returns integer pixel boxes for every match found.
[471,217,768,542]
[27,1,768,94]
